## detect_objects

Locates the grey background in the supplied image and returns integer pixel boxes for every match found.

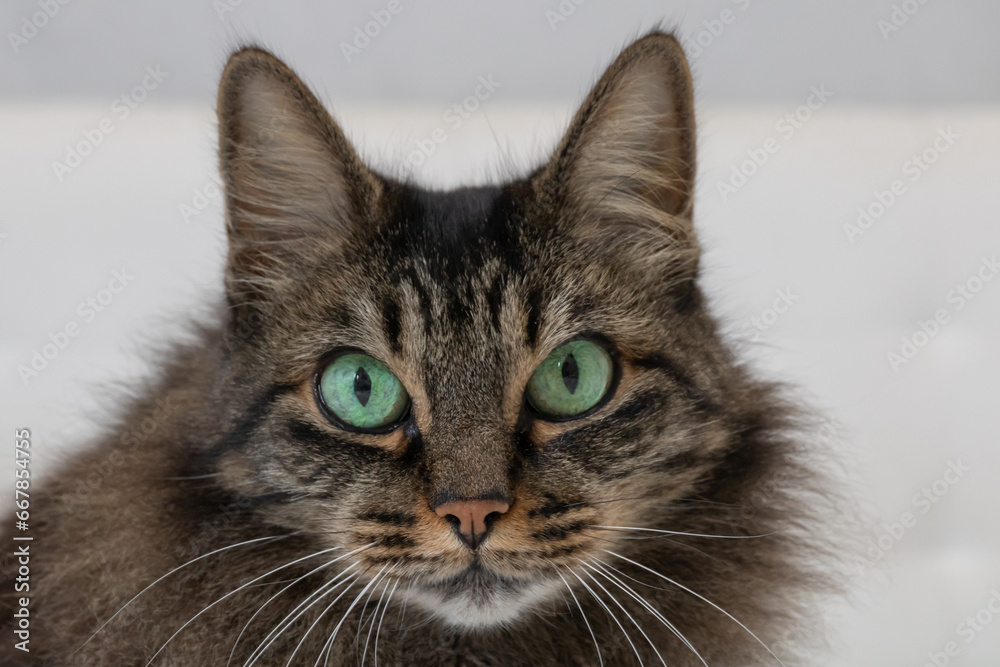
[2,1,999,666]
[3,0,1000,105]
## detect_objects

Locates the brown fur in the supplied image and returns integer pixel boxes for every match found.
[1,32,846,666]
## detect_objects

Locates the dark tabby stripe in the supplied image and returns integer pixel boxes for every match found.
[360,511,417,526]
[209,383,296,457]
[527,494,584,519]
[531,520,587,541]
[486,272,505,332]
[382,297,403,352]
[397,266,435,337]
[375,533,415,548]
[525,287,543,348]
[635,354,725,416]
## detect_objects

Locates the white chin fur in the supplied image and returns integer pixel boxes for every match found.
[408,579,560,630]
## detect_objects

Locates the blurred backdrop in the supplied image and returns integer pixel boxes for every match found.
[2,1,998,665]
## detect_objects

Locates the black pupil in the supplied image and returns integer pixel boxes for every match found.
[561,353,579,394]
[354,367,372,407]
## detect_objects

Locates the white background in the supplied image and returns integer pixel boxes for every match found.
[1,1,999,665]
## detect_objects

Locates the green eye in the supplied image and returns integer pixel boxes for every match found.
[526,339,614,419]
[317,352,410,430]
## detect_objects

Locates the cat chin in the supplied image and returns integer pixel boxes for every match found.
[408,577,561,630]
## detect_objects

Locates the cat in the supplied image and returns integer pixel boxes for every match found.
[1,31,841,666]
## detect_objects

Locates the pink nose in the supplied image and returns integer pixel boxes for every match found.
[434,499,510,549]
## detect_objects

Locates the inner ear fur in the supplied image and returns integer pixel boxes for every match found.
[216,46,380,305]
[534,32,699,276]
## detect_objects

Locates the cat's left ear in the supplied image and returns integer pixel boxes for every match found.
[217,47,379,305]
[533,31,699,277]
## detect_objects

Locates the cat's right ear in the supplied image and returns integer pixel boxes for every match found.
[217,47,379,308]
[531,32,699,284]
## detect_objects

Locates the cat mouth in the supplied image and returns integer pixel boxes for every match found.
[423,562,526,601]
[405,562,560,629]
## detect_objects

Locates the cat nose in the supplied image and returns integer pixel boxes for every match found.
[434,499,510,549]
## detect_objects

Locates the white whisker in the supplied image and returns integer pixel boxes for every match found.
[244,543,376,666]
[581,565,666,667]
[566,566,644,666]
[163,473,224,480]
[244,569,360,666]
[590,525,776,539]
[557,570,603,667]
[270,572,359,666]
[601,549,786,666]
[373,579,399,667]
[361,575,394,666]
[77,533,295,654]
[396,579,414,632]
[585,559,708,667]
[285,563,390,667]
[144,541,334,666]
[227,548,347,666]
[317,562,398,667]
[355,573,388,647]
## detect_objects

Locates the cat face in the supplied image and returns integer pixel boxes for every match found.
[211,34,733,629]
